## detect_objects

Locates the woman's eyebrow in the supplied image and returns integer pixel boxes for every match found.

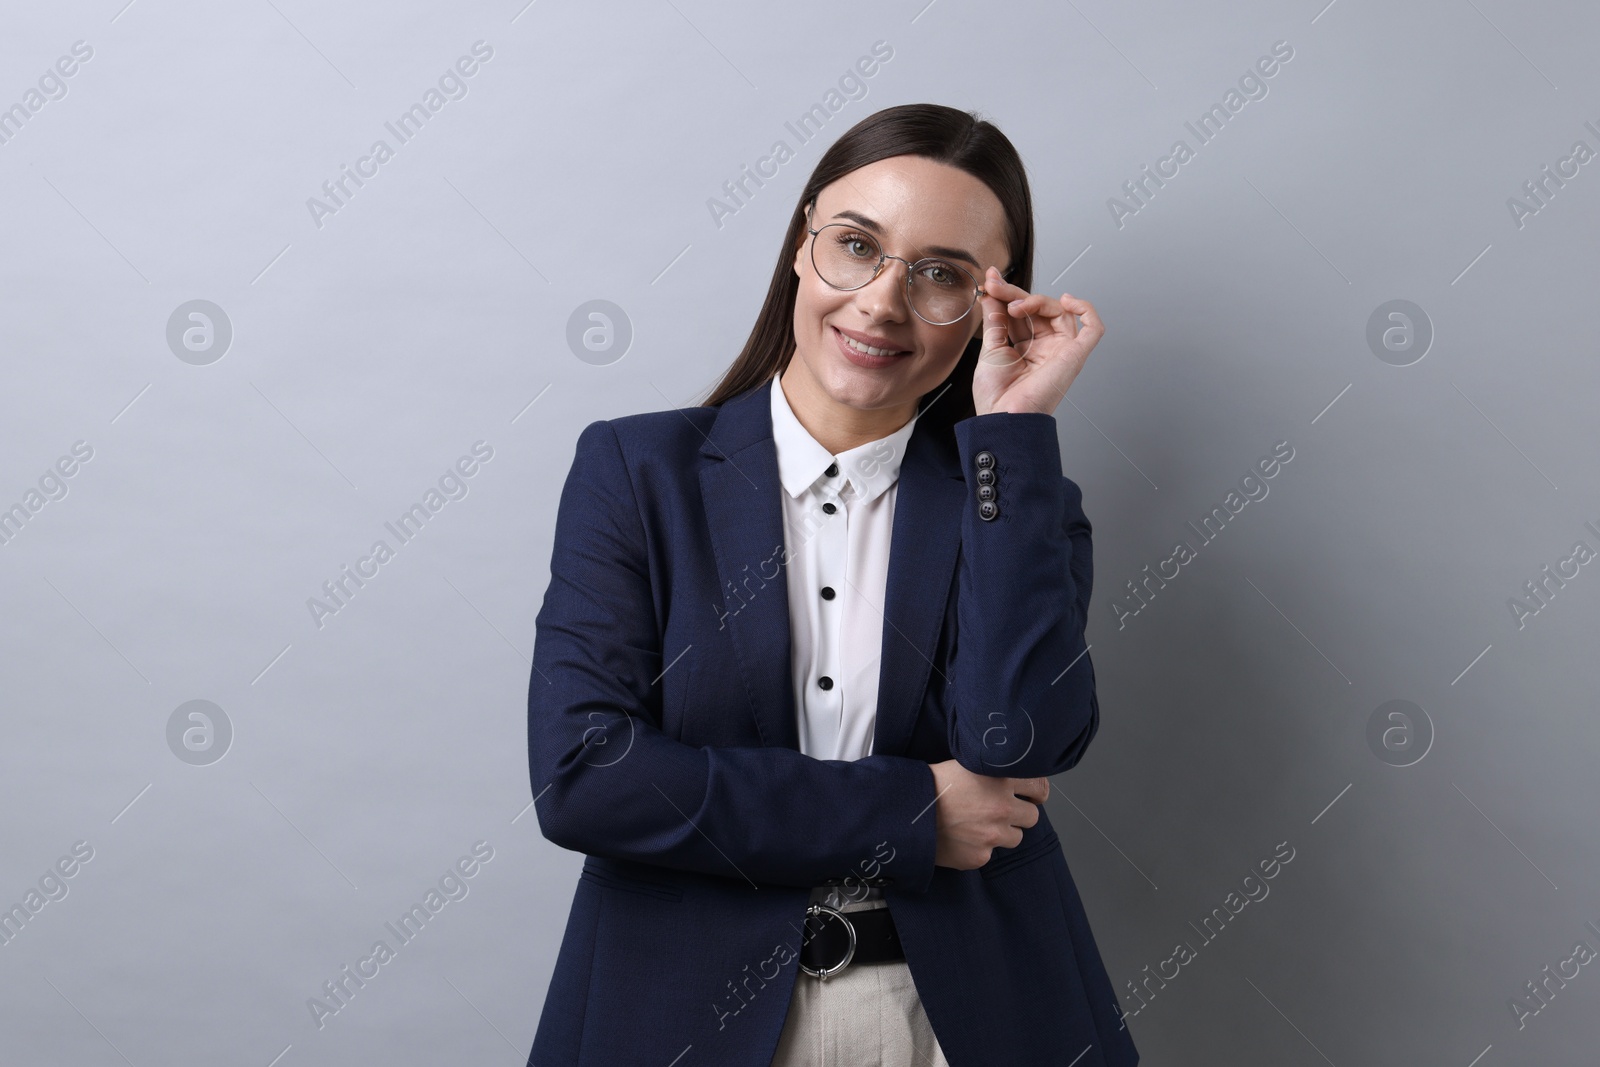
[829,209,981,269]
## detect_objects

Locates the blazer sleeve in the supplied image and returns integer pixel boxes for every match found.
[947,412,1100,779]
[528,419,942,894]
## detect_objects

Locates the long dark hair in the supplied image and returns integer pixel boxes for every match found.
[699,103,1036,435]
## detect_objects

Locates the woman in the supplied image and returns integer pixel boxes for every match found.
[527,103,1138,1067]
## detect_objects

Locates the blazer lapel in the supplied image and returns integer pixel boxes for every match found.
[697,375,964,757]
[873,413,964,757]
[699,379,800,750]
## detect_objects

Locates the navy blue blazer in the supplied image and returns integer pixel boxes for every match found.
[527,373,1139,1067]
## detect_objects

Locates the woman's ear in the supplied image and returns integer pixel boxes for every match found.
[793,205,813,277]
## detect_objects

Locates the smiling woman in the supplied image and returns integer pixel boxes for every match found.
[772,152,1014,448]
[527,103,1135,1067]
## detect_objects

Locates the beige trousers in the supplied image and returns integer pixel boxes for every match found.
[770,901,951,1067]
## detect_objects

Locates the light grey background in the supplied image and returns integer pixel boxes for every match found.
[3,0,1598,1064]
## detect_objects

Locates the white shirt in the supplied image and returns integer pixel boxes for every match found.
[769,370,921,909]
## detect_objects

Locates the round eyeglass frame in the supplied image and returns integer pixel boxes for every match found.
[805,221,1013,327]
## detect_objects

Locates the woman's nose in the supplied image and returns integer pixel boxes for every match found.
[856,257,912,321]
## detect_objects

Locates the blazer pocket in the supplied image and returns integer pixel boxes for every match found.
[580,862,685,902]
[980,827,1061,880]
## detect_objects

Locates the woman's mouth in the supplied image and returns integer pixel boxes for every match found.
[832,325,911,369]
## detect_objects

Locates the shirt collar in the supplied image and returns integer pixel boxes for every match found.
[769,370,920,505]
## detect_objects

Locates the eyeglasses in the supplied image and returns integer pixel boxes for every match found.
[806,221,1009,327]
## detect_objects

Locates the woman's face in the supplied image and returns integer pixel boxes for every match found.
[789,155,1013,419]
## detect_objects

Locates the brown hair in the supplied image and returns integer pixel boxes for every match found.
[698,103,1036,434]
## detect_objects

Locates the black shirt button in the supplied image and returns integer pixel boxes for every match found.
[820,586,836,600]
[976,468,995,486]
[822,502,837,514]
[817,676,833,690]
[979,501,999,522]
[825,462,838,477]
[977,485,996,502]
[975,451,995,470]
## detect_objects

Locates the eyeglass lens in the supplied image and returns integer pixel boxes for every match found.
[811,223,977,325]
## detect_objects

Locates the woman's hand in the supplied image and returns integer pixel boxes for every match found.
[971,266,1104,417]
[927,759,1050,871]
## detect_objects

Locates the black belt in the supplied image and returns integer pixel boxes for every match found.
[798,902,905,979]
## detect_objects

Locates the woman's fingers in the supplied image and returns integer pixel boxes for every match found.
[980,297,1014,349]
[1058,294,1103,346]
[1009,775,1049,804]
[993,276,1100,348]
[1006,293,1065,320]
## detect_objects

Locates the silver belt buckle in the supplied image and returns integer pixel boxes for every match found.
[799,902,856,980]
